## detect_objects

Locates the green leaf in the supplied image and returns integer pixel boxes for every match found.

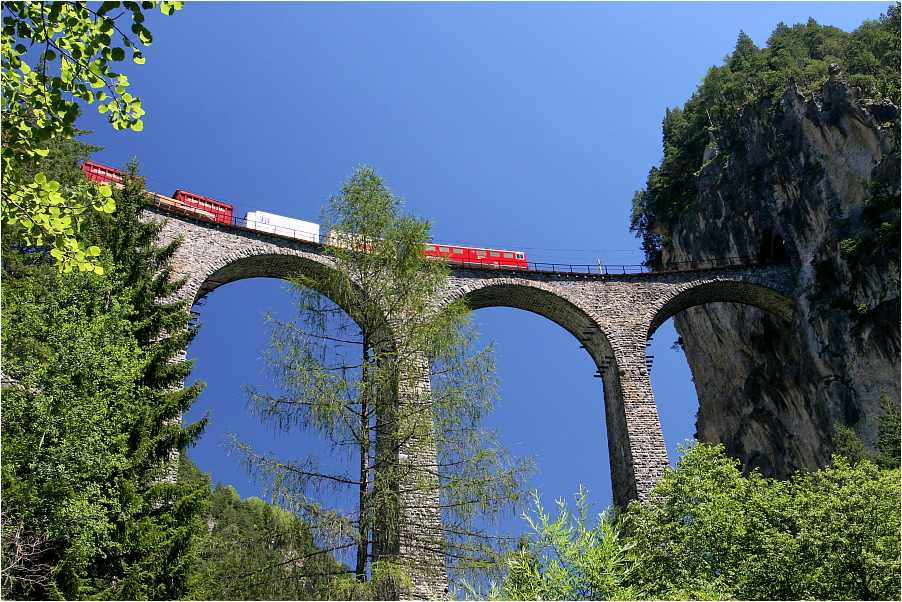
[34,148,50,157]
[131,119,144,132]
[97,1,121,16]
[88,246,102,256]
[111,47,125,61]
[99,185,113,198]
[93,264,105,275]
[34,172,47,185]
[133,51,145,65]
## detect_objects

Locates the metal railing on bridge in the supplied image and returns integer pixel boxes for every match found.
[512,256,763,275]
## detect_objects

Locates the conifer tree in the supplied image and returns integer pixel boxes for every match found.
[1,146,210,599]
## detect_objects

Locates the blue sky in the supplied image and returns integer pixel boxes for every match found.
[79,0,885,546]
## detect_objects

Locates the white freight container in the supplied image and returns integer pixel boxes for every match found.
[245,211,320,243]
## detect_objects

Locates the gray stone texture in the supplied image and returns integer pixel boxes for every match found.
[655,80,899,477]
[150,207,796,598]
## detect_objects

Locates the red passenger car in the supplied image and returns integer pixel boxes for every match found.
[422,243,528,269]
[172,189,234,225]
[81,160,124,187]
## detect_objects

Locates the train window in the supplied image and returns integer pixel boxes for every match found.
[476,250,486,257]
[503,252,513,259]
[516,252,524,259]
[453,248,463,254]
[439,246,449,253]
[490,251,500,257]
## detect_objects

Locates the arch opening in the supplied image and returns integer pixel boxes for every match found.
[645,279,798,474]
[647,279,795,339]
[184,276,371,571]
[446,281,636,511]
[190,252,394,348]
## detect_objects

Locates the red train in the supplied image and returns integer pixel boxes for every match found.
[82,161,234,225]
[80,160,529,269]
[422,243,527,269]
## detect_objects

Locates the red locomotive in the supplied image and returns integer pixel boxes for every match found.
[422,243,528,269]
[80,161,528,268]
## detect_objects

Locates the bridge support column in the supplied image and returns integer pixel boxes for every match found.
[373,352,448,600]
[603,336,669,507]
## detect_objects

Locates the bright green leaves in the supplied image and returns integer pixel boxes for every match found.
[160,2,184,16]
[1,0,182,270]
[492,444,901,601]
[2,169,114,273]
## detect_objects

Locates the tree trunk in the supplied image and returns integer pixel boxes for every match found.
[356,333,370,581]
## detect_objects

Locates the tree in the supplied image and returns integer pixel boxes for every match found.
[1,0,182,272]
[1,152,210,599]
[479,489,636,601]
[182,459,345,601]
[487,443,900,601]
[236,167,531,595]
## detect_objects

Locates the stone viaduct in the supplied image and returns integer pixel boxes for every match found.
[151,206,797,598]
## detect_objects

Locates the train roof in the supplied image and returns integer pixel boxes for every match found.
[173,188,234,209]
[427,242,525,254]
[83,160,122,173]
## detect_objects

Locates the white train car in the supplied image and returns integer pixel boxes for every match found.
[245,210,320,243]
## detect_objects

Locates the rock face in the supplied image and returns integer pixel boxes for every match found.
[660,78,900,476]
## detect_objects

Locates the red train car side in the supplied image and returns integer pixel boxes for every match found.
[82,160,124,187]
[173,189,234,225]
[422,243,528,269]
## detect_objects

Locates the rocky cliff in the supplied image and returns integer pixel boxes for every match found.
[660,76,899,476]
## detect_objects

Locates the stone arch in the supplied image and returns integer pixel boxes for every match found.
[156,210,394,342]
[646,278,795,339]
[442,278,618,369]
[439,277,644,504]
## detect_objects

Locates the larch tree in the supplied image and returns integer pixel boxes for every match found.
[235,167,531,597]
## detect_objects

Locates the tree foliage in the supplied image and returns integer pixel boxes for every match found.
[1,148,209,599]
[631,5,900,265]
[489,443,900,601]
[238,167,531,594]
[182,460,345,601]
[480,489,635,601]
[1,0,182,272]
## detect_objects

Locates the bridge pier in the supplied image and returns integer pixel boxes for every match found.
[374,352,448,600]
[602,334,669,506]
